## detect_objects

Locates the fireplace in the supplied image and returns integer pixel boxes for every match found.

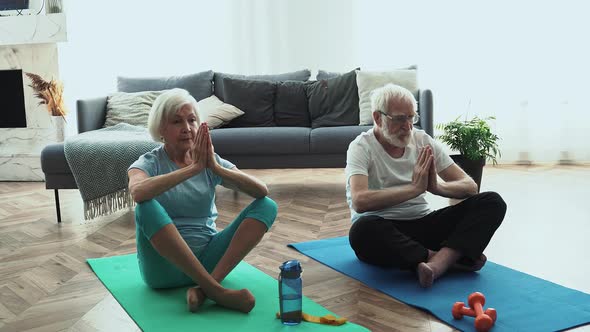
[0,12,67,181]
[0,69,27,128]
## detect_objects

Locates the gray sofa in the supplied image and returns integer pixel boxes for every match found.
[41,70,433,222]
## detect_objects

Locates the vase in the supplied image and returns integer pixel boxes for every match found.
[50,116,65,142]
[46,0,63,13]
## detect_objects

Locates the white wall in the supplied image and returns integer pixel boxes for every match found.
[59,0,237,134]
[59,0,590,162]
[356,1,590,162]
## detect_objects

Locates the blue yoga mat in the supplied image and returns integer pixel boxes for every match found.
[289,236,590,332]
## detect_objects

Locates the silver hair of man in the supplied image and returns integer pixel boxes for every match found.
[147,88,200,142]
[370,83,417,116]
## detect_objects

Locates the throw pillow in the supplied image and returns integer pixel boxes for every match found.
[117,71,214,102]
[317,66,415,80]
[356,69,418,125]
[196,95,244,129]
[103,90,165,128]
[316,67,360,80]
[274,81,310,127]
[214,69,311,101]
[306,69,359,129]
[222,77,276,127]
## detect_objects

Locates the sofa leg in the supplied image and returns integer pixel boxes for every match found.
[54,189,62,223]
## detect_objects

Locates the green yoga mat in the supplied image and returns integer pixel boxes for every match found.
[88,254,368,332]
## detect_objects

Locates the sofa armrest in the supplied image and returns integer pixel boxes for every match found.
[77,97,107,133]
[418,89,433,137]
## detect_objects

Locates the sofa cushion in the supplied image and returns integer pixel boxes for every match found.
[214,69,311,101]
[316,67,360,80]
[196,95,244,129]
[316,70,340,80]
[103,90,164,128]
[306,69,359,129]
[117,71,214,102]
[274,81,310,127]
[310,125,373,154]
[211,127,311,155]
[222,78,276,127]
[356,69,418,126]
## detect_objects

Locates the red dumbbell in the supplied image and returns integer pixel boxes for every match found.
[452,292,497,332]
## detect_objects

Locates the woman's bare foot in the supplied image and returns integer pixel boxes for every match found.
[187,286,207,312]
[205,288,255,313]
[417,262,435,288]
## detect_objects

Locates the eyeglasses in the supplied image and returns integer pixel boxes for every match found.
[378,111,420,125]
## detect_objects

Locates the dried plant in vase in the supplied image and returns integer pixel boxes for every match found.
[25,72,67,121]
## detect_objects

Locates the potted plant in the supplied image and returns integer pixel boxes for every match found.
[26,72,68,142]
[436,116,500,191]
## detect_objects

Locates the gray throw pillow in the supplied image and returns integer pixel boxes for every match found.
[214,69,311,101]
[117,71,214,102]
[316,66,416,80]
[306,69,359,129]
[222,77,276,127]
[274,81,310,127]
[104,90,165,128]
[316,67,360,80]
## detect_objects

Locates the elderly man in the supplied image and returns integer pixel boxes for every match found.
[346,84,506,287]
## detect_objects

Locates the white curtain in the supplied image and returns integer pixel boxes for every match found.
[229,0,360,75]
[60,0,590,163]
[354,1,590,163]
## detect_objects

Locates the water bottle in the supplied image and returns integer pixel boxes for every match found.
[279,260,302,325]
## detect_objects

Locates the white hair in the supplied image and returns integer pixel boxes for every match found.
[147,88,199,142]
[370,83,417,115]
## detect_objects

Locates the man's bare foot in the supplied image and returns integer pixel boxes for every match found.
[187,286,207,312]
[471,254,487,271]
[206,288,255,313]
[417,262,434,288]
[453,254,487,272]
[427,249,436,260]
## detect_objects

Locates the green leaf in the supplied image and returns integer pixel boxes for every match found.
[436,116,501,164]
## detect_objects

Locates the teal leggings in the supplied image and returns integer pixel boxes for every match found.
[135,197,277,289]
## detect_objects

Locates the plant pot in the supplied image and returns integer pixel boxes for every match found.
[450,154,485,192]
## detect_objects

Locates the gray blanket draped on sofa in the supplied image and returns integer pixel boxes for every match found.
[64,123,160,219]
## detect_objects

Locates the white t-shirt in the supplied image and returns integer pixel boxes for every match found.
[345,128,453,222]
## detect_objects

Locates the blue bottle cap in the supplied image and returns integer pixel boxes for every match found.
[280,260,302,278]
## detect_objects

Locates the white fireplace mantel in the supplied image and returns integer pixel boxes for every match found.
[0,13,67,46]
[0,12,67,181]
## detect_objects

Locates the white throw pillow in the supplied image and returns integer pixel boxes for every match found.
[356,69,418,125]
[104,90,165,128]
[196,95,244,129]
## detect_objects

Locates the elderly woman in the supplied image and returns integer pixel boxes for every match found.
[127,88,277,313]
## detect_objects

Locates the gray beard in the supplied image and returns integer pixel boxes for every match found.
[382,126,411,148]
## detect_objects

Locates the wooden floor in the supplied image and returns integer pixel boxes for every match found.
[0,165,589,332]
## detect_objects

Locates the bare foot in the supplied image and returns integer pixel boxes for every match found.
[187,286,206,312]
[206,288,255,313]
[471,253,487,271]
[427,249,437,260]
[417,262,434,288]
[453,254,487,272]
